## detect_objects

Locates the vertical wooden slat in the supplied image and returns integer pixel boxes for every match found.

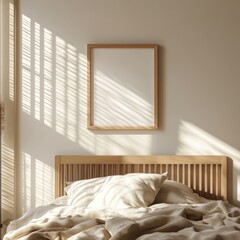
[221,159,227,201]
[199,164,202,192]
[167,164,171,179]
[193,164,196,189]
[196,164,199,192]
[188,164,191,188]
[160,164,163,173]
[171,164,175,180]
[55,156,60,197]
[204,164,208,196]
[182,164,186,184]
[177,164,180,182]
[210,164,213,195]
[63,164,67,192]
[213,165,216,197]
[216,164,220,199]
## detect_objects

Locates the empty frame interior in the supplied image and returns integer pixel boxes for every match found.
[55,155,227,201]
[87,44,158,130]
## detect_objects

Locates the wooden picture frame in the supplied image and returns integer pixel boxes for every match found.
[87,44,158,130]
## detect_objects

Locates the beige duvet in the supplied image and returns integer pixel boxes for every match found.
[4,201,240,240]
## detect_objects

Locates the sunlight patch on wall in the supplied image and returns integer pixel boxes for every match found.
[35,159,54,206]
[8,2,15,101]
[20,153,55,213]
[55,36,66,136]
[43,28,53,127]
[78,53,96,152]
[22,152,32,213]
[55,40,78,141]
[34,22,41,120]
[177,120,240,204]
[19,14,154,212]
[66,43,77,142]
[177,121,240,162]
[22,22,79,142]
[1,144,15,218]
[21,15,31,115]
[21,14,153,153]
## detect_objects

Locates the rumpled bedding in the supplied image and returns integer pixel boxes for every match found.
[4,200,240,240]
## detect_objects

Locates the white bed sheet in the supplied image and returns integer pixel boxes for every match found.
[5,198,240,240]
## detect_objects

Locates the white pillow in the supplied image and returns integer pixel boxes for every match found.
[65,176,107,206]
[88,172,168,209]
[153,180,203,204]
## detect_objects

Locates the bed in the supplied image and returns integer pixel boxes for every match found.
[4,155,240,240]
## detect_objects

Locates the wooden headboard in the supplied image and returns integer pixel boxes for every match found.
[55,155,228,201]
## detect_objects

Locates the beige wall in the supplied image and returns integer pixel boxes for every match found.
[8,0,240,217]
[1,0,17,234]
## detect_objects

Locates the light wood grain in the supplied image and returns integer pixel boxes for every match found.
[55,155,228,201]
[87,44,159,130]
